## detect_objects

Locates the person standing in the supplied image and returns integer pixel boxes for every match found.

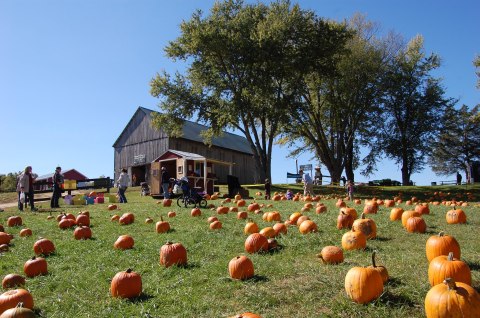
[456,172,462,185]
[264,178,271,200]
[17,166,38,211]
[347,180,354,201]
[314,166,322,185]
[50,166,64,208]
[299,169,313,196]
[116,168,130,203]
[161,167,171,199]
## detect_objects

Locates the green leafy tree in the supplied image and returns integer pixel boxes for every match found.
[475,54,480,89]
[429,104,480,180]
[378,35,454,185]
[0,172,20,192]
[150,0,348,181]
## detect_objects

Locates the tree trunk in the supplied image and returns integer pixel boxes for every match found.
[401,150,410,186]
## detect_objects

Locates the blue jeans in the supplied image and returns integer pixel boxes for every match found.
[162,183,170,199]
[118,187,127,203]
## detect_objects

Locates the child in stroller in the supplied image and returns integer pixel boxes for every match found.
[174,177,208,208]
[140,182,150,196]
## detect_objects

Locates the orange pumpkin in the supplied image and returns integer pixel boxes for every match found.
[237,211,248,219]
[110,268,142,299]
[401,210,421,227]
[33,238,55,256]
[446,208,467,224]
[191,208,201,217]
[119,213,134,225]
[0,289,34,315]
[415,204,430,215]
[0,233,12,246]
[228,256,254,280]
[273,222,287,236]
[1,274,25,289]
[73,226,92,240]
[114,235,134,250]
[405,216,427,233]
[425,232,461,262]
[428,252,471,287]
[23,256,48,278]
[317,246,344,264]
[337,211,354,230]
[167,211,176,218]
[159,242,187,267]
[6,216,22,227]
[247,202,260,212]
[244,220,259,235]
[389,207,404,221]
[19,228,32,237]
[156,217,170,233]
[75,214,90,227]
[341,230,366,250]
[244,233,268,254]
[298,220,318,234]
[344,267,383,304]
[352,213,377,239]
[209,220,222,230]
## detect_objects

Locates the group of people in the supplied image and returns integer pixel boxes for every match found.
[16,166,64,211]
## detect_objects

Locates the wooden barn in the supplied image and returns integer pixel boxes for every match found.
[113,107,258,194]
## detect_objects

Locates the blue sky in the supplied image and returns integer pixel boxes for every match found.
[1,0,479,185]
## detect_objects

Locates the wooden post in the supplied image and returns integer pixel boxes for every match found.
[203,160,207,192]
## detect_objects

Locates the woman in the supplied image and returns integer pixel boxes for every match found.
[17,166,38,211]
[116,168,130,203]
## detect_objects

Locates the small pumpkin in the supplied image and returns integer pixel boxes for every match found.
[58,218,75,229]
[425,232,461,262]
[1,274,25,289]
[298,220,318,234]
[415,204,430,215]
[75,214,90,227]
[289,212,303,223]
[345,266,383,304]
[190,208,201,217]
[159,242,187,267]
[155,217,170,234]
[207,216,218,223]
[114,235,134,250]
[23,256,48,278]
[107,204,118,211]
[209,220,222,230]
[259,227,275,238]
[317,246,344,264]
[73,226,92,240]
[228,256,254,280]
[167,211,176,218]
[0,233,11,246]
[272,222,287,236]
[446,208,467,224]
[363,201,378,214]
[162,199,172,207]
[0,289,34,315]
[228,313,262,318]
[111,214,120,222]
[119,213,134,225]
[6,216,22,227]
[216,206,229,214]
[244,233,268,254]
[247,203,260,212]
[33,238,55,256]
[424,278,480,318]
[244,220,259,235]
[19,228,32,238]
[237,211,248,219]
[341,230,366,251]
[389,207,404,221]
[401,210,421,228]
[428,252,471,287]
[110,268,142,299]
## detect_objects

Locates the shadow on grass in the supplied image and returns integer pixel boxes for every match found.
[373,236,392,242]
[247,274,269,283]
[129,292,155,303]
[465,260,480,271]
[179,262,200,270]
[380,290,416,307]
[385,277,403,288]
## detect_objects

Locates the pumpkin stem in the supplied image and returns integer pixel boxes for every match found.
[126,268,133,273]
[448,252,454,261]
[438,231,445,237]
[371,250,378,268]
[360,213,366,219]
[160,216,163,222]
[444,278,457,290]
[16,302,24,308]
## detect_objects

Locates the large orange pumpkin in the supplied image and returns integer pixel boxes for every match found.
[0,289,34,315]
[73,226,92,240]
[159,242,187,267]
[341,230,366,250]
[23,256,48,278]
[228,256,254,280]
[337,211,354,230]
[298,220,318,234]
[110,268,142,299]
[244,220,259,235]
[425,232,461,262]
[363,201,378,214]
[352,213,377,239]
[344,267,383,304]
[389,207,404,221]
[424,278,480,318]
[428,252,471,287]
[446,208,467,224]
[244,233,268,254]
[33,238,55,256]
[405,216,427,233]
[119,213,135,225]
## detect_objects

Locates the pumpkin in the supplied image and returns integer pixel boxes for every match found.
[363,201,378,214]
[401,210,421,228]
[19,228,32,238]
[216,206,229,214]
[228,256,254,280]
[317,246,344,264]
[162,199,172,207]
[110,268,142,299]
[0,233,11,246]
[119,213,134,225]
[272,222,287,236]
[58,218,75,229]
[405,216,427,233]
[1,274,25,289]
[446,208,467,224]
[315,205,327,214]
[298,220,318,234]
[244,233,268,254]
[228,313,262,318]
[341,230,367,251]
[426,232,461,262]
[207,216,218,223]
[415,204,430,215]
[337,211,354,230]
[354,199,362,205]
[0,245,8,253]
[345,266,383,304]
[167,211,176,218]
[75,214,90,227]
[74,226,92,240]
[111,214,120,221]
[368,251,389,283]
[107,204,117,211]
[6,217,22,227]
[428,252,471,287]
[159,242,187,267]
[267,238,278,251]
[352,213,377,239]
[384,199,395,207]
[389,207,404,221]
[0,289,34,315]
[236,199,246,207]
[244,220,259,235]
[424,278,480,318]
[259,227,275,238]
[296,215,310,226]
[145,217,154,224]
[0,225,4,232]
[289,212,302,224]
[155,217,170,234]
[209,221,222,230]
[229,207,239,213]
[237,211,248,219]
[265,211,281,222]
[191,208,201,217]
[33,238,55,256]
[23,256,48,278]
[56,213,65,222]
[340,207,357,219]
[0,301,36,318]
[247,203,260,212]
[114,235,134,250]
[64,213,76,221]
[79,210,90,217]
[336,199,346,208]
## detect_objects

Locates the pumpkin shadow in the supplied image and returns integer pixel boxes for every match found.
[379,291,415,307]
[265,245,284,255]
[385,277,403,288]
[465,261,480,271]
[372,236,392,242]
[179,262,200,270]
[128,292,155,303]
[425,230,439,235]
[247,274,269,283]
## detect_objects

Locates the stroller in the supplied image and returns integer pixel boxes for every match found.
[140,182,150,196]
[174,177,207,208]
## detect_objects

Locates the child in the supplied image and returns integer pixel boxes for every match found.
[347,180,354,201]
[286,189,294,200]
[264,178,271,200]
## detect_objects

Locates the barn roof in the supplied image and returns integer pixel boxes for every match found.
[113,107,252,155]
[36,169,88,181]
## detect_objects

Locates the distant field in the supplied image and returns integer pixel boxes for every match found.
[0,186,478,317]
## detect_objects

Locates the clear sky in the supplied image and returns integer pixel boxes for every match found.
[1,0,479,185]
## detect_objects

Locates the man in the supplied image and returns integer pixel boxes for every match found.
[299,169,313,196]
[161,167,171,199]
[17,166,38,211]
[456,172,462,185]
[50,166,64,208]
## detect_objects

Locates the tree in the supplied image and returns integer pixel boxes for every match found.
[0,172,20,192]
[377,35,453,185]
[429,104,480,180]
[150,0,349,181]
[474,54,480,89]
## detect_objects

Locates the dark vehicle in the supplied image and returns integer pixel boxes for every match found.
[174,177,208,208]
[368,179,402,186]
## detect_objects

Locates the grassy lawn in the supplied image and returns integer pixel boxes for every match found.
[0,186,479,317]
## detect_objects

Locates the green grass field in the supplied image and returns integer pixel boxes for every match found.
[0,187,479,317]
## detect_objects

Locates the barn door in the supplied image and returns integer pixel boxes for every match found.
[150,162,161,195]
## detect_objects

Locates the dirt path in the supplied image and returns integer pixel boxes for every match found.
[0,191,83,210]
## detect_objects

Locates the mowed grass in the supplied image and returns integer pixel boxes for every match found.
[0,188,479,317]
